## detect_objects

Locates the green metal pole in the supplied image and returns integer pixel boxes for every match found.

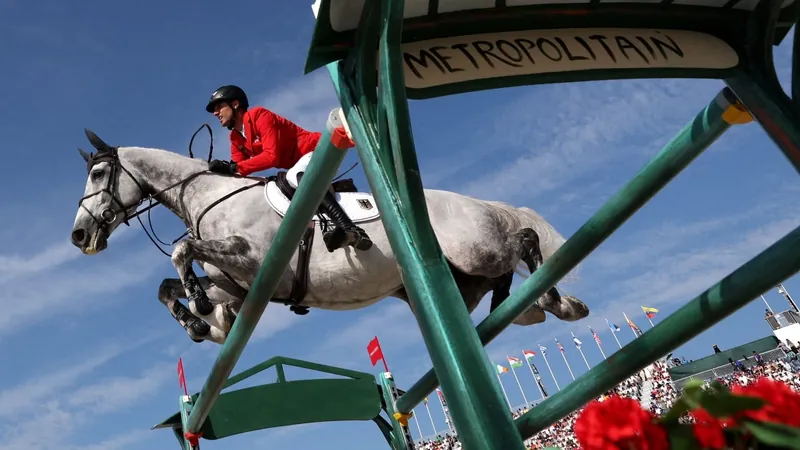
[725,74,800,173]
[183,124,348,435]
[396,87,740,415]
[515,224,800,438]
[328,61,528,450]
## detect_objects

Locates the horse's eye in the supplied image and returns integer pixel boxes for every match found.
[91,171,103,181]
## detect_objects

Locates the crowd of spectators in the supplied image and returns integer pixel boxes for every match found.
[646,361,679,415]
[413,346,800,450]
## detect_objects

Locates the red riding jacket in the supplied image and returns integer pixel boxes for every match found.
[229,106,321,176]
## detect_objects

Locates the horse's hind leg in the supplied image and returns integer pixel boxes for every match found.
[158,277,235,344]
[513,228,588,324]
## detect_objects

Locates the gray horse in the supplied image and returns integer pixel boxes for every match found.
[70,129,588,344]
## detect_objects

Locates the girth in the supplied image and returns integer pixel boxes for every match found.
[271,171,314,315]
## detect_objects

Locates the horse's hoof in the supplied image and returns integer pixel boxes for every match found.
[560,295,590,321]
[189,318,211,336]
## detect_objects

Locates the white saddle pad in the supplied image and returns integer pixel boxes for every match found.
[264,181,381,224]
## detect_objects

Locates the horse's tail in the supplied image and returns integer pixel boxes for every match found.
[483,200,579,284]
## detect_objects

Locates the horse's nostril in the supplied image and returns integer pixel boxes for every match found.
[71,229,87,245]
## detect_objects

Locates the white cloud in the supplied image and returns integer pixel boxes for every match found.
[253,303,307,341]
[0,248,166,333]
[259,70,340,131]
[64,429,155,450]
[0,338,171,450]
[456,77,720,203]
[0,226,136,283]
[67,362,174,413]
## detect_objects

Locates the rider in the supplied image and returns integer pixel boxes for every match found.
[204,85,372,253]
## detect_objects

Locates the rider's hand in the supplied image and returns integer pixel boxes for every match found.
[208,159,237,175]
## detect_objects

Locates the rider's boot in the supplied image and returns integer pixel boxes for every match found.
[295,171,372,252]
[319,190,373,252]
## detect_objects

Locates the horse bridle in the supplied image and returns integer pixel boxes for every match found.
[78,146,147,234]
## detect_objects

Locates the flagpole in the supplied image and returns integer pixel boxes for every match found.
[571,332,591,370]
[412,412,424,441]
[761,295,774,313]
[539,345,560,391]
[777,284,800,313]
[523,352,546,400]
[508,359,529,406]
[435,389,453,434]
[424,401,437,436]
[495,370,513,409]
[606,319,623,349]
[589,326,607,359]
[555,338,575,380]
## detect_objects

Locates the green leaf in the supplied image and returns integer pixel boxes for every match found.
[698,392,765,418]
[744,421,800,450]
[668,425,701,450]
[660,397,693,425]
[708,380,730,394]
[683,379,706,392]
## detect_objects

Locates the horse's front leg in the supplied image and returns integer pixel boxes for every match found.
[158,277,238,344]
[170,236,253,319]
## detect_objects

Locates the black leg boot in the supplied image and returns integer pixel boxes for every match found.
[318,190,373,252]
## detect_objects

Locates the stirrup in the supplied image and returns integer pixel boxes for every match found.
[322,225,373,252]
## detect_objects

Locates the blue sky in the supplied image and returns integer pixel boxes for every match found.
[1,1,799,449]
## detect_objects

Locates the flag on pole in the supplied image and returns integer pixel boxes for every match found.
[177,357,188,396]
[623,312,643,336]
[555,337,565,353]
[606,318,623,349]
[507,356,523,368]
[589,326,601,345]
[538,345,547,356]
[641,306,659,319]
[495,363,509,374]
[572,334,582,348]
[367,336,390,372]
[523,349,536,360]
[588,325,607,359]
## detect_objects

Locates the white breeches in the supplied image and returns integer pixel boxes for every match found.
[286,152,314,189]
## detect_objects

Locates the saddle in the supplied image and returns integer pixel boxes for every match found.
[267,171,361,315]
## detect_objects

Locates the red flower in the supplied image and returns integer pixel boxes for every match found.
[731,377,800,427]
[575,395,668,450]
[689,408,727,449]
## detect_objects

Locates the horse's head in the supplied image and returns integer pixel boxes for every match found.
[71,129,146,255]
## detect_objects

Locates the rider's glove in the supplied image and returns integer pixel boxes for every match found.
[208,159,237,175]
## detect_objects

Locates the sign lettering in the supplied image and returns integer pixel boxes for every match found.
[400,28,739,89]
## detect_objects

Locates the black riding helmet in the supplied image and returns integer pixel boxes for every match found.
[205,85,249,113]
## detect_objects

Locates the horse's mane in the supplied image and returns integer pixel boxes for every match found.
[118,146,210,168]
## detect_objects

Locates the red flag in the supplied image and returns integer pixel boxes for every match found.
[367,336,389,372]
[177,357,188,396]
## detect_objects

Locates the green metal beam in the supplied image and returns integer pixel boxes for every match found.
[396,87,740,415]
[328,44,528,450]
[515,224,800,438]
[183,125,348,436]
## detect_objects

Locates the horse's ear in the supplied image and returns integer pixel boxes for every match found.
[85,128,111,153]
[77,148,91,163]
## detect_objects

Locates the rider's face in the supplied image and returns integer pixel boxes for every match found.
[212,102,236,127]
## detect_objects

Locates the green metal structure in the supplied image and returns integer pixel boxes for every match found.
[159,1,800,449]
